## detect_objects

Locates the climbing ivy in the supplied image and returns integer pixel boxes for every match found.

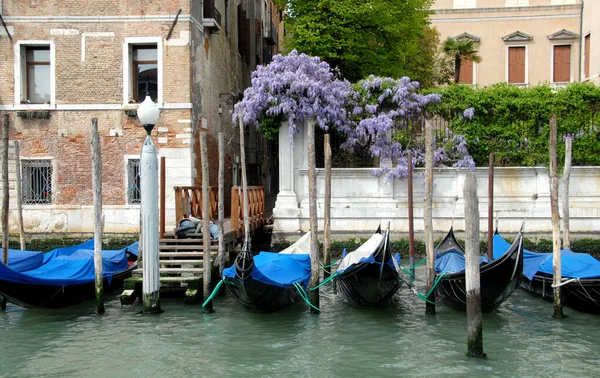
[428,83,600,167]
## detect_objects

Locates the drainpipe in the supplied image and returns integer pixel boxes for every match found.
[579,0,584,82]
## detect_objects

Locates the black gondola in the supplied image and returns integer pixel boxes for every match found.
[434,227,524,312]
[222,232,313,313]
[0,241,138,308]
[335,223,402,308]
[521,273,600,314]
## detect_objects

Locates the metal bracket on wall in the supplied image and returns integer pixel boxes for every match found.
[0,14,12,42]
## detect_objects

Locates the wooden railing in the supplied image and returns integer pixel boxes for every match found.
[174,186,218,222]
[231,186,265,238]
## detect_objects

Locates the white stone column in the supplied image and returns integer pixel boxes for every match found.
[273,122,300,234]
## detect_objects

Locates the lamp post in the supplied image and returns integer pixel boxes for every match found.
[137,94,162,314]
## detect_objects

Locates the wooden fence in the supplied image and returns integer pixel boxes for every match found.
[230,186,265,238]
[174,186,218,222]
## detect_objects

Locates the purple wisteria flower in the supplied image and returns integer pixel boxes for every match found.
[463,107,475,120]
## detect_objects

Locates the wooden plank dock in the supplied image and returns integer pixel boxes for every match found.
[120,185,265,305]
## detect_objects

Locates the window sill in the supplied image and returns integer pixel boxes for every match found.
[14,104,54,111]
[17,110,52,119]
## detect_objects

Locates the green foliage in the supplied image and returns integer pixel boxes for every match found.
[283,0,438,85]
[429,83,600,167]
[256,114,283,141]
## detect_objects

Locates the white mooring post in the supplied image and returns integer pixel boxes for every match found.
[91,118,105,314]
[464,172,485,357]
[138,96,162,314]
[561,136,572,250]
[200,127,213,313]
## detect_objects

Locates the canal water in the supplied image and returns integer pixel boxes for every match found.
[1,267,599,378]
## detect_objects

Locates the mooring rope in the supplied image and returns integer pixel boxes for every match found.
[551,277,579,288]
[309,272,337,291]
[202,279,224,308]
[402,272,447,304]
[293,282,321,312]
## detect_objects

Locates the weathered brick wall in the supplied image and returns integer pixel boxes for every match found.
[3,0,189,17]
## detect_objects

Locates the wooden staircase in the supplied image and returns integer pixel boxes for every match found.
[121,233,223,305]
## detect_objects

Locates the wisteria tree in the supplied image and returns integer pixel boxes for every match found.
[339,75,475,181]
[234,51,475,313]
[234,50,353,313]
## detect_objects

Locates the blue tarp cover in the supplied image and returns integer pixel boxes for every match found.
[7,249,44,272]
[495,234,600,280]
[223,251,312,288]
[435,249,491,274]
[0,240,131,286]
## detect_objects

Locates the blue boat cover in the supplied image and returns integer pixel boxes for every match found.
[495,233,600,280]
[435,249,491,274]
[7,249,44,272]
[223,251,312,288]
[0,242,132,286]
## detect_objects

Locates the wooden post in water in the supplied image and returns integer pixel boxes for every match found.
[160,156,166,239]
[91,119,105,314]
[424,118,435,315]
[408,152,415,279]
[217,131,226,275]
[549,115,563,318]
[487,152,494,260]
[464,172,485,357]
[14,141,25,250]
[1,115,8,310]
[238,110,251,251]
[200,126,213,313]
[323,133,332,278]
[307,119,320,313]
[562,136,572,250]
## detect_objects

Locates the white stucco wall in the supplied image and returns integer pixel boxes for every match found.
[272,120,600,242]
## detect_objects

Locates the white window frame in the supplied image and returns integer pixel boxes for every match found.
[14,40,56,110]
[505,44,529,85]
[550,43,573,84]
[122,37,163,107]
[505,0,529,7]
[453,0,476,9]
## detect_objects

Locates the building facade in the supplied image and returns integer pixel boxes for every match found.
[431,0,599,86]
[0,0,282,235]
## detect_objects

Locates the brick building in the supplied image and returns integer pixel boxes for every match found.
[0,0,282,235]
[431,0,600,87]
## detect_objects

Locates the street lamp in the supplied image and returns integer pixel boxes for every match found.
[137,94,162,314]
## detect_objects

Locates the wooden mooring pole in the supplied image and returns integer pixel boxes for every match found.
[200,127,213,313]
[91,119,105,314]
[238,110,251,251]
[14,141,25,250]
[307,119,320,313]
[487,152,494,260]
[562,136,572,250]
[323,133,332,278]
[408,152,415,279]
[217,131,226,275]
[141,127,161,314]
[424,118,435,315]
[549,115,563,318]
[464,172,485,357]
[1,115,9,310]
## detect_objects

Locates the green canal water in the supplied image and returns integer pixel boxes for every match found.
[1,267,599,378]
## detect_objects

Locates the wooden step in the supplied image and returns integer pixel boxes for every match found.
[160,238,219,245]
[159,260,205,266]
[132,267,203,275]
[158,251,218,258]
[159,245,216,252]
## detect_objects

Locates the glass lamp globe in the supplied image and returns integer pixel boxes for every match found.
[137,95,160,134]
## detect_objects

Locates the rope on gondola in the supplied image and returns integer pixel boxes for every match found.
[403,272,447,304]
[234,250,254,280]
[310,272,337,291]
[202,279,224,307]
[293,282,320,312]
[551,278,579,288]
[321,260,339,270]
